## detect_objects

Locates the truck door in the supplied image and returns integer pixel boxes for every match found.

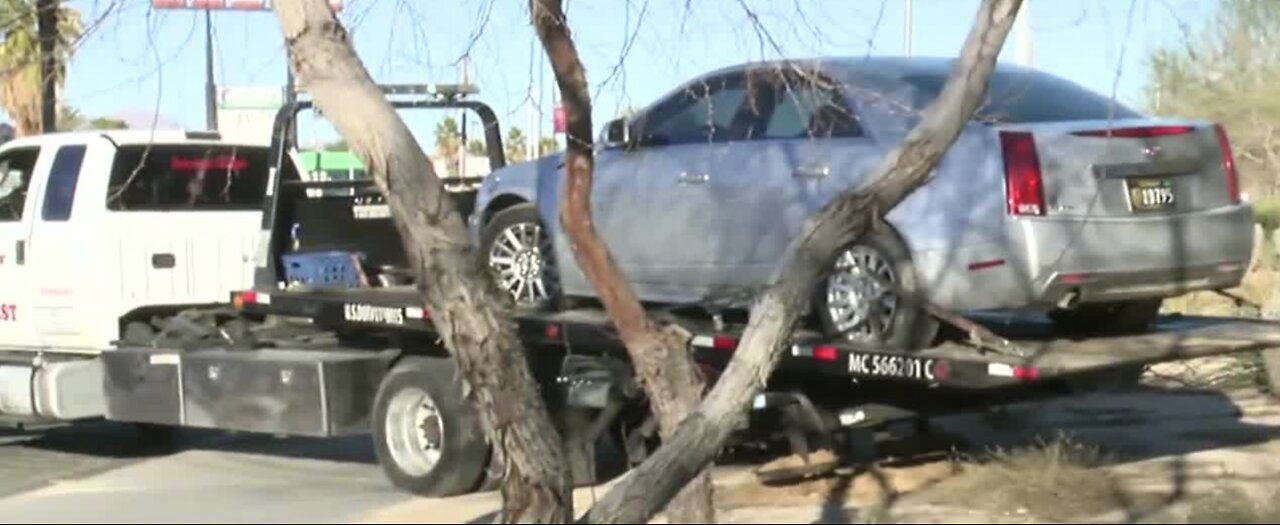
[0,145,44,349]
[26,141,93,351]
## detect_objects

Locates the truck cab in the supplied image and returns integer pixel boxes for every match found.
[0,130,270,423]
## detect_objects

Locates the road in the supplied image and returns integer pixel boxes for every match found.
[0,424,414,523]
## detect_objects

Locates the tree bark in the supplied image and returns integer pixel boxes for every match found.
[269,1,571,522]
[581,0,1023,522]
[529,1,715,522]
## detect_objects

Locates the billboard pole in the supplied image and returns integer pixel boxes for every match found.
[205,8,218,131]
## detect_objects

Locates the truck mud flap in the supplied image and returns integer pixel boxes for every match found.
[104,347,396,438]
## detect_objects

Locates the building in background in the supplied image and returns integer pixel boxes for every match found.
[216,85,285,144]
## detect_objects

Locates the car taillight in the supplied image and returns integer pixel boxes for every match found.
[1214,124,1241,204]
[1000,131,1045,216]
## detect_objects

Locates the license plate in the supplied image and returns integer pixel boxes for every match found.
[848,353,939,381]
[1127,178,1175,211]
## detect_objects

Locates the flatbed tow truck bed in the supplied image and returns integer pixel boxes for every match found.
[234,286,1280,391]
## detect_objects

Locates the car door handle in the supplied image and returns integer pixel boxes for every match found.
[678,172,710,185]
[14,240,23,265]
[152,253,176,269]
[793,165,830,179]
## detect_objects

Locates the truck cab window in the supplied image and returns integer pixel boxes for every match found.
[42,145,87,222]
[106,145,269,211]
[0,147,40,221]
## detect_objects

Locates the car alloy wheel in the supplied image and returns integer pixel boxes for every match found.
[487,222,557,306]
[824,245,899,345]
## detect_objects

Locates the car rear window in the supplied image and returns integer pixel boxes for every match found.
[901,70,1142,123]
[107,144,269,211]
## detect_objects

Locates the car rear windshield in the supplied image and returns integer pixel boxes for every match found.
[107,144,269,211]
[901,70,1142,123]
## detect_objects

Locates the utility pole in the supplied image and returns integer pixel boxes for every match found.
[204,8,218,131]
[904,0,913,57]
[1014,0,1033,66]
[38,0,58,133]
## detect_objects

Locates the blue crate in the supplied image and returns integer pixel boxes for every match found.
[282,250,365,288]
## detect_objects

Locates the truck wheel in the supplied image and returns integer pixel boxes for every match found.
[480,204,560,310]
[814,228,938,350]
[1049,299,1162,336]
[372,356,490,497]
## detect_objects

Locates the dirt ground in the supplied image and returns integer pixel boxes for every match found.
[704,354,1280,524]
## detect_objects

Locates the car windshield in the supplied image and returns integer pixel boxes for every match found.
[901,70,1142,124]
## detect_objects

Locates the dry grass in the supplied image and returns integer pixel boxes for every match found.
[1184,484,1280,524]
[1163,268,1276,318]
[924,434,1122,521]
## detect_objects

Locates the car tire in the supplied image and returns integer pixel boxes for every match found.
[1048,299,1162,336]
[814,228,938,351]
[480,203,561,310]
[372,356,490,497]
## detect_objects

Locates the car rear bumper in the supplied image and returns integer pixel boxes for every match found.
[917,204,1254,311]
[1019,203,1254,306]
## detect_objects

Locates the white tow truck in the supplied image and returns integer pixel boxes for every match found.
[0,130,268,426]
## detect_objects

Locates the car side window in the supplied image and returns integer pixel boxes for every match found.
[42,145,87,222]
[761,73,863,140]
[635,74,753,147]
[0,147,40,222]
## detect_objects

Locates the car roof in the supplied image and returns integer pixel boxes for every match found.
[1,129,268,149]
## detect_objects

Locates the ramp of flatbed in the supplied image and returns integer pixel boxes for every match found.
[927,315,1280,370]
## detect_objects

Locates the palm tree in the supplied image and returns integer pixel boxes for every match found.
[0,0,81,136]
[434,116,462,177]
[505,126,527,163]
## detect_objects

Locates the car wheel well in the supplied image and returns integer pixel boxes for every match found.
[483,195,529,226]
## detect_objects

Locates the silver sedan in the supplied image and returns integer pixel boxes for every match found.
[468,56,1254,349]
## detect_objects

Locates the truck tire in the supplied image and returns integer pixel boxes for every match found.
[814,228,938,351]
[1049,299,1162,336]
[372,356,490,497]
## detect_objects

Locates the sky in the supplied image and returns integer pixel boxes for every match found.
[56,0,1216,146]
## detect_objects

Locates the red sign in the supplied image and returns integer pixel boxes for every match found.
[553,105,566,134]
[171,155,249,171]
[152,0,343,11]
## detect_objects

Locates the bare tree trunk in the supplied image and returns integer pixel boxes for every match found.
[581,0,1023,522]
[269,1,571,522]
[529,1,715,522]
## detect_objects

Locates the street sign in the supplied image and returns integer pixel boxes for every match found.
[553,105,566,134]
[151,0,343,11]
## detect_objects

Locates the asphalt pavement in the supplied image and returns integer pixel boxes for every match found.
[0,424,414,523]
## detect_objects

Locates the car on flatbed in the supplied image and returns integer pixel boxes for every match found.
[470,56,1254,350]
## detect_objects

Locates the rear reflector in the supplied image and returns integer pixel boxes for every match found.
[999,131,1046,216]
[1071,125,1195,138]
[1215,124,1241,204]
[968,259,1006,271]
[712,336,738,351]
[235,290,270,307]
[813,346,840,363]
[545,323,561,340]
[1060,273,1089,285]
[1012,365,1040,381]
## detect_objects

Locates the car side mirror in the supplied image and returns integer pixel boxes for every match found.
[603,118,630,148]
